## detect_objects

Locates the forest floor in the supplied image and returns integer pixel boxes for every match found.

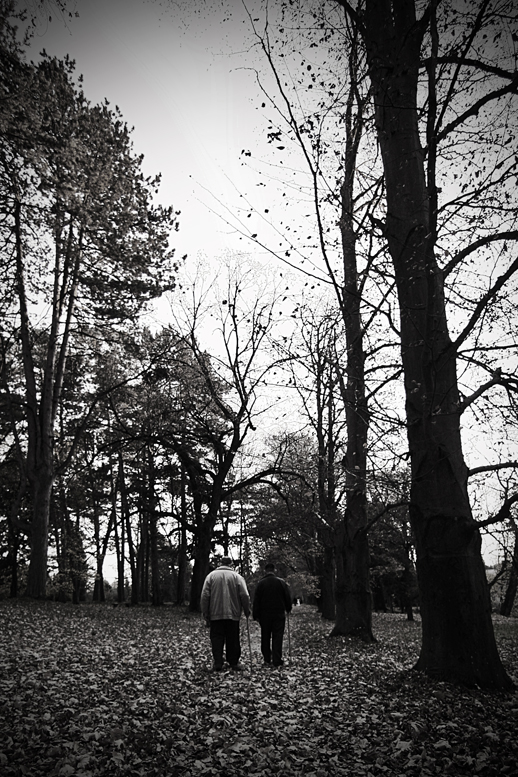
[0,601,517,777]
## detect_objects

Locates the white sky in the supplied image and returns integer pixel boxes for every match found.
[22,0,271,261]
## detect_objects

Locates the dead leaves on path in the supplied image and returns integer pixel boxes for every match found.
[0,603,517,776]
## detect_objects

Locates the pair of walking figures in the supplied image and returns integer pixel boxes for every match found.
[200,558,292,671]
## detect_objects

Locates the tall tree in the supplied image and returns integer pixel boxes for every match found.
[330,0,517,688]
[0,43,178,597]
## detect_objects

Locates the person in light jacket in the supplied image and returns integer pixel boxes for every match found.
[253,562,292,667]
[200,556,250,671]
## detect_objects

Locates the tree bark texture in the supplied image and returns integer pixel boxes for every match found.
[500,526,518,617]
[360,0,511,688]
[315,545,336,620]
[500,566,517,618]
[25,474,53,598]
[331,524,374,640]
[189,516,215,612]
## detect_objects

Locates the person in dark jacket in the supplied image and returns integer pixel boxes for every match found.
[252,563,292,667]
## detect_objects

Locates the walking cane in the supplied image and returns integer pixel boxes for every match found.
[246,616,253,673]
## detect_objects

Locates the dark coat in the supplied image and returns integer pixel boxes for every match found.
[253,572,292,620]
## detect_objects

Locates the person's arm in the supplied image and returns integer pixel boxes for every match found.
[200,577,211,619]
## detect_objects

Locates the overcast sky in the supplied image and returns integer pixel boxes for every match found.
[22,0,271,261]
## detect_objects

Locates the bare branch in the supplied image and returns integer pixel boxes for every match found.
[450,255,518,353]
[437,78,518,144]
[477,493,518,529]
[443,231,518,278]
[469,461,518,477]
[458,371,505,414]
[432,56,518,83]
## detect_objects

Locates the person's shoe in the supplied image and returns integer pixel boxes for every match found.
[212,663,223,672]
[229,663,243,671]
[263,660,272,667]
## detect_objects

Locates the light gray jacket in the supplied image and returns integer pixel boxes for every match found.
[200,565,250,621]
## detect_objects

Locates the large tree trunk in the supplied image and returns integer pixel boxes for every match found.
[316,545,336,620]
[500,566,517,618]
[360,0,511,688]
[189,474,226,612]
[189,516,215,612]
[25,473,53,598]
[500,524,518,617]
[8,479,26,599]
[332,525,374,640]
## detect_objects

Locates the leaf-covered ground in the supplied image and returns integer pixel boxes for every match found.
[1,602,517,777]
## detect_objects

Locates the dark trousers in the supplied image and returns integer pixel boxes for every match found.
[210,619,241,667]
[259,614,286,665]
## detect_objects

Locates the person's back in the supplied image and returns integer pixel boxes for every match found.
[254,572,291,617]
[202,565,249,621]
[201,557,250,671]
[253,563,291,667]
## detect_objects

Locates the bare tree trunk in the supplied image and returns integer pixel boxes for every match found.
[316,545,336,620]
[500,521,518,617]
[189,515,215,612]
[332,525,373,640]
[8,529,19,599]
[25,474,53,598]
[188,467,226,612]
[357,0,511,688]
[7,475,27,599]
[500,567,518,618]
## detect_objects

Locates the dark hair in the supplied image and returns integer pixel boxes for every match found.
[265,563,275,571]
[220,556,233,566]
